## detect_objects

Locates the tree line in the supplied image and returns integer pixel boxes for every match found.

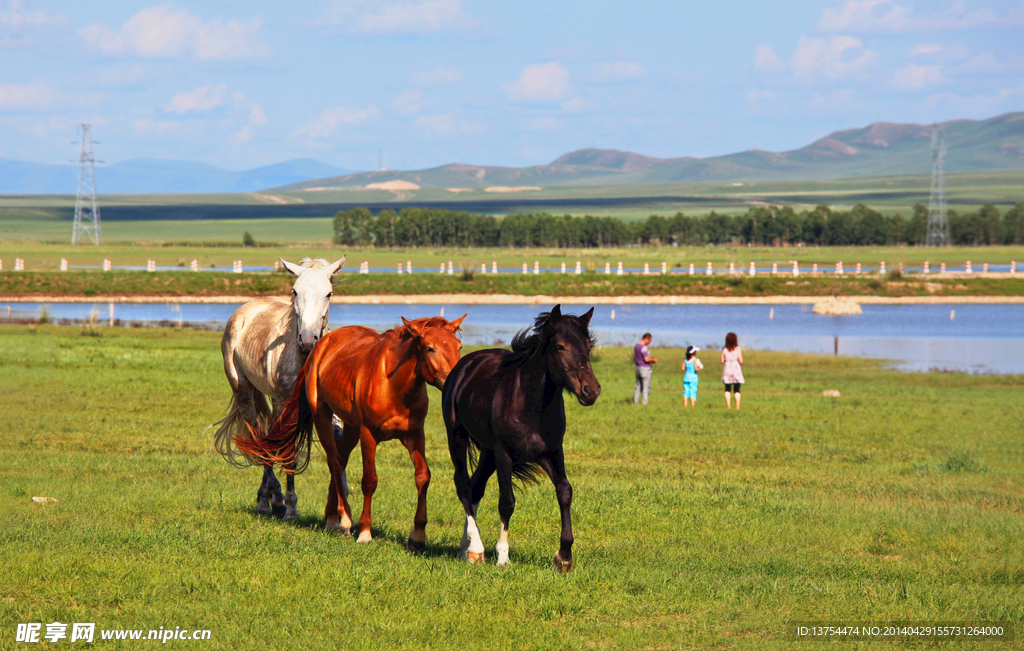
[333,203,1024,248]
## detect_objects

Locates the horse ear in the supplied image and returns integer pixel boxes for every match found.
[401,317,423,338]
[579,307,594,327]
[280,258,303,276]
[446,313,467,332]
[327,255,346,277]
[549,304,562,322]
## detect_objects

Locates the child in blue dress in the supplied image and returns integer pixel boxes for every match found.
[682,345,703,407]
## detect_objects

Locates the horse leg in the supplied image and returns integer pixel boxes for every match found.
[232,380,280,515]
[449,423,486,563]
[493,448,516,567]
[543,450,575,573]
[356,427,378,543]
[313,405,352,536]
[282,462,299,520]
[402,430,431,553]
[324,423,358,534]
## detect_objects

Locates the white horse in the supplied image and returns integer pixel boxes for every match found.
[213,256,348,519]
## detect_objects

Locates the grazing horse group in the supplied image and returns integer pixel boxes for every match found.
[214,262,601,571]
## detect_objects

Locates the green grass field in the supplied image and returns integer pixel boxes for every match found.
[3,170,1022,221]
[2,240,1023,275]
[1,325,1021,649]
[3,269,1024,300]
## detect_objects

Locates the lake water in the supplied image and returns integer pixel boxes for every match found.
[4,301,1021,375]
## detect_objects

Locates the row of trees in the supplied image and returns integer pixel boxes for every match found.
[333,203,1024,248]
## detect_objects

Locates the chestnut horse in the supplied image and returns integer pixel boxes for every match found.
[442,305,600,572]
[235,314,465,550]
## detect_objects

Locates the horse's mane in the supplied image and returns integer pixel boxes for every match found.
[500,310,595,373]
[297,257,331,270]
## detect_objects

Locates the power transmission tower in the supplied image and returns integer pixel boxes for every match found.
[72,123,102,245]
[925,124,948,247]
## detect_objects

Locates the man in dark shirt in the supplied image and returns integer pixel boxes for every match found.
[633,332,657,405]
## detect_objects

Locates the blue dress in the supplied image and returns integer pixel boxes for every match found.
[683,359,699,399]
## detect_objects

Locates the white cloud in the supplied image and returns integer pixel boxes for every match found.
[231,125,254,144]
[560,97,595,113]
[0,81,54,108]
[79,5,266,60]
[526,116,563,131]
[394,90,422,114]
[926,83,1024,115]
[817,0,1024,33]
[890,63,943,90]
[910,43,941,57]
[249,104,267,125]
[589,61,646,83]
[791,36,877,81]
[411,67,465,86]
[746,89,775,111]
[416,112,453,133]
[753,45,785,73]
[808,89,863,113]
[503,62,571,103]
[293,105,379,138]
[165,83,230,113]
[0,0,63,48]
[324,0,477,35]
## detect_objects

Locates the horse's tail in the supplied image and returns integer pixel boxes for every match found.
[233,369,315,474]
[212,385,272,469]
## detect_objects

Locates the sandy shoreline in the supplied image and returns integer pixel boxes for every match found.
[3,293,1023,305]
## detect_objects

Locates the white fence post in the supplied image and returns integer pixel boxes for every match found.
[728,262,735,274]
[965,260,972,274]
[575,260,581,274]
[398,262,403,274]
[792,261,799,277]
[661,261,667,274]
[191,259,198,272]
[617,261,623,276]
[643,262,649,275]
[60,258,68,271]
[940,262,946,273]
[879,260,885,275]
[690,263,695,275]
[147,259,156,272]
[707,261,713,276]
[922,260,929,274]
[749,261,756,276]
[492,261,497,274]
[522,263,528,274]
[605,262,610,274]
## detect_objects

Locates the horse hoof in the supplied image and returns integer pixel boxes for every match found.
[405,538,426,554]
[553,552,574,574]
[356,531,373,543]
[467,551,486,564]
[284,510,300,521]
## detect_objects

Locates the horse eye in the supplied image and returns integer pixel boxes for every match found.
[556,344,565,351]
[427,347,436,354]
[292,289,297,296]
[327,292,332,299]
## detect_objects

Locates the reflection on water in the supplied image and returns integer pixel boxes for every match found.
[3,301,1022,375]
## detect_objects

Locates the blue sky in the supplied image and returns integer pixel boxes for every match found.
[2,0,1022,171]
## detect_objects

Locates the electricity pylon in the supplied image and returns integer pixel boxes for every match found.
[925,124,949,247]
[72,124,102,245]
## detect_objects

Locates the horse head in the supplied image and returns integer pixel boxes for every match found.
[400,314,466,390]
[541,305,601,406]
[281,256,346,355]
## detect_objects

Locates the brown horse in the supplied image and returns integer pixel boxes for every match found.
[235,314,465,550]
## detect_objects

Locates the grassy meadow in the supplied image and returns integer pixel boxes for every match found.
[2,240,1023,276]
[3,269,1024,300]
[1,324,1022,649]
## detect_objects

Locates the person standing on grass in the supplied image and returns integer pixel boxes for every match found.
[721,332,744,410]
[682,345,703,407]
[633,332,658,405]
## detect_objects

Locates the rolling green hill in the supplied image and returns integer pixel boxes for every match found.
[273,112,1024,192]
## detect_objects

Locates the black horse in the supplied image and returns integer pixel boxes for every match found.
[442,305,601,573]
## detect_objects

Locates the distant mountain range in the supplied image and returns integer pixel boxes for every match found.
[0,157,359,194]
[274,111,1024,192]
[3,112,1022,196]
